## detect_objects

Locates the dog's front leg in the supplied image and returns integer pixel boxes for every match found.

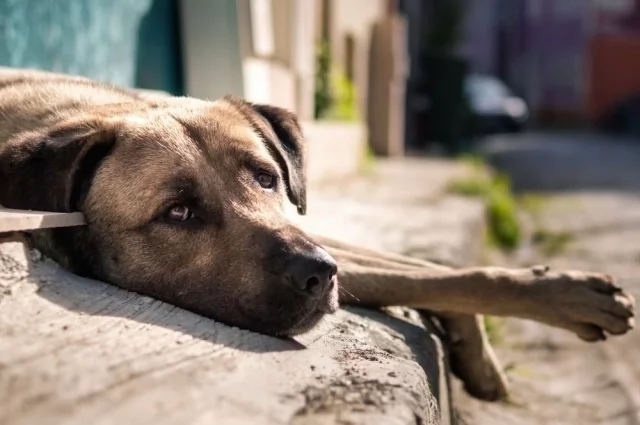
[334,261,635,341]
[316,236,634,341]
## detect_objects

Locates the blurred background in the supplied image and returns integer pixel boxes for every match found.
[2,0,639,153]
[1,1,639,424]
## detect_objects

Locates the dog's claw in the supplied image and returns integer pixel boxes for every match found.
[531,265,550,277]
[531,271,636,341]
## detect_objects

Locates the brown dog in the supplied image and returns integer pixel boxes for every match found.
[0,67,635,401]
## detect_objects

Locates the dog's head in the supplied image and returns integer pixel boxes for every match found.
[0,96,338,336]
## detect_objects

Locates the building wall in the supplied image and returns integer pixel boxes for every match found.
[595,0,640,35]
[180,0,245,100]
[496,0,593,123]
[236,0,316,119]
[501,0,640,124]
[589,0,640,119]
[326,0,387,118]
[0,0,153,88]
[135,0,184,95]
[458,0,499,75]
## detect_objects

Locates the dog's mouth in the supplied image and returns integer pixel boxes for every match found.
[318,277,340,313]
[236,279,340,337]
[281,285,340,336]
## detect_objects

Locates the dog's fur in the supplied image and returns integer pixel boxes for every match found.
[0,68,635,401]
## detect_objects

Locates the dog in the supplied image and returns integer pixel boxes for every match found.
[0,67,635,401]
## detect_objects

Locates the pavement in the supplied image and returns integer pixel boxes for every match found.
[297,158,485,267]
[454,132,640,425]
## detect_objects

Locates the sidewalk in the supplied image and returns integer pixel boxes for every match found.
[298,158,485,267]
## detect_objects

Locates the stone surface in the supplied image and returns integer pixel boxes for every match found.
[0,158,487,425]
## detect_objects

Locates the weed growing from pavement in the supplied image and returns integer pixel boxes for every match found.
[531,229,573,257]
[518,193,548,216]
[519,193,573,257]
[449,158,521,251]
[358,144,377,177]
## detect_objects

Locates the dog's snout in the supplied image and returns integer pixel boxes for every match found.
[287,247,337,297]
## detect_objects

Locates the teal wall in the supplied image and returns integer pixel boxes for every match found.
[135,0,184,95]
[0,0,184,94]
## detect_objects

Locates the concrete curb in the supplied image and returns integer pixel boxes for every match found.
[0,241,447,425]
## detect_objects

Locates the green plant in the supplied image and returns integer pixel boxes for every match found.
[449,177,488,197]
[449,167,521,251]
[314,40,332,119]
[532,229,573,257]
[359,143,376,176]
[518,194,547,216]
[486,174,521,250]
[323,70,359,121]
[314,39,359,121]
[458,153,486,171]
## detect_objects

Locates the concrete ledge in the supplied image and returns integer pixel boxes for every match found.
[0,241,447,425]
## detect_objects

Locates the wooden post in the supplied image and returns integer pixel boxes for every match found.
[367,13,409,156]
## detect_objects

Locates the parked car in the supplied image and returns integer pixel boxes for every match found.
[464,74,529,135]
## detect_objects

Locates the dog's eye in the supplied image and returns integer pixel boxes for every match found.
[166,204,194,222]
[256,171,276,189]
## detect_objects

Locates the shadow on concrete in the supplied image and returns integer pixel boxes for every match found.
[476,132,640,194]
[15,239,447,366]
[15,240,306,354]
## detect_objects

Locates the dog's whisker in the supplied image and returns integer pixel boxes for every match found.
[338,286,360,302]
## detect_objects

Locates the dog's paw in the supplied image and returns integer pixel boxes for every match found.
[528,268,636,342]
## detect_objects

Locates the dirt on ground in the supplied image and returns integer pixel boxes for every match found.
[455,133,640,425]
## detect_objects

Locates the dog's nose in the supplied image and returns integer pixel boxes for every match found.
[287,247,338,297]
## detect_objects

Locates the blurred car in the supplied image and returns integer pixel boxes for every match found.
[464,74,529,135]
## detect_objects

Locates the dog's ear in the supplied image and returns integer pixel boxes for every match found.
[225,96,307,215]
[251,103,307,214]
[0,121,117,212]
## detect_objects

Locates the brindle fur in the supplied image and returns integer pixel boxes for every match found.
[0,68,635,401]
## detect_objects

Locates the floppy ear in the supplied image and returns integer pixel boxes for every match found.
[0,122,117,212]
[225,96,307,215]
